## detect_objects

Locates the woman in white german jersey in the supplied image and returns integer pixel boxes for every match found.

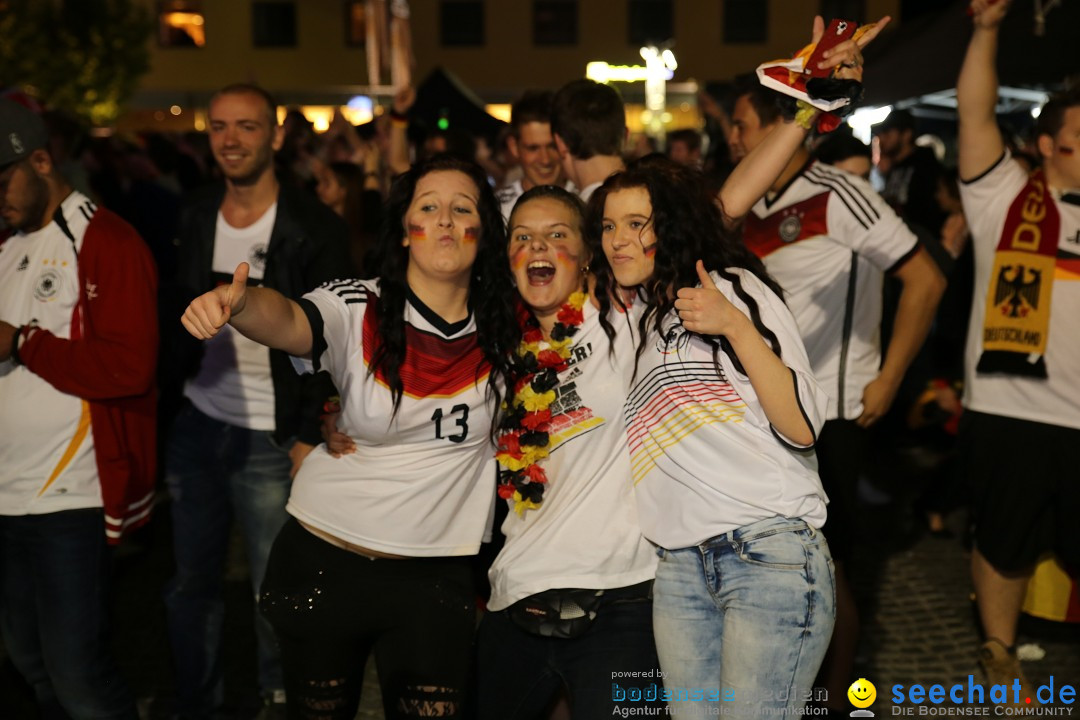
[181,155,518,719]
[589,159,833,718]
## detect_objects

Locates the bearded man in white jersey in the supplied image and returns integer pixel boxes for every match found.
[958,0,1080,699]
[162,83,350,719]
[0,98,155,720]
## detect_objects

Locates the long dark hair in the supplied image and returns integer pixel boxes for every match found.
[326,162,373,273]
[586,156,785,376]
[367,154,518,424]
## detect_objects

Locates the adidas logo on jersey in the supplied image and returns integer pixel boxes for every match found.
[17,255,29,271]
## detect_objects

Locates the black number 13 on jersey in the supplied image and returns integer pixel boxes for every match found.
[431,404,469,443]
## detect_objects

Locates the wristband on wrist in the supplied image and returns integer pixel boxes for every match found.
[389,110,408,125]
[321,395,342,417]
[794,100,819,131]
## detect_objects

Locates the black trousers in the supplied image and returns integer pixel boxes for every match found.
[476,589,666,719]
[260,518,475,719]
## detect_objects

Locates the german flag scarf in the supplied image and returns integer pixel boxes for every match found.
[977,169,1060,378]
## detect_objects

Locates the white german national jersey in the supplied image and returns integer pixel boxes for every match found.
[288,279,497,556]
[744,161,919,420]
[0,192,100,514]
[185,205,277,430]
[960,153,1080,430]
[488,303,657,611]
[627,270,829,550]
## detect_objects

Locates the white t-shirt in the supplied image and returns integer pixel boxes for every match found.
[578,181,603,205]
[744,161,919,420]
[185,205,278,430]
[488,303,658,611]
[628,270,829,550]
[960,153,1080,430]
[0,192,101,515]
[287,278,497,556]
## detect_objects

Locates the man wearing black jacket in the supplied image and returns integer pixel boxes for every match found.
[163,83,351,719]
[876,109,947,237]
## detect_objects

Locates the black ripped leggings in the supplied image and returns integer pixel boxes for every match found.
[260,518,475,720]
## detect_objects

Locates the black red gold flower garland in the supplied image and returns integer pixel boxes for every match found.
[496,292,587,516]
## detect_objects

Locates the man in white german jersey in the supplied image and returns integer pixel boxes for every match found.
[732,81,945,716]
[958,0,1080,697]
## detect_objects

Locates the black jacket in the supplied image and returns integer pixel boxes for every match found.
[164,180,353,445]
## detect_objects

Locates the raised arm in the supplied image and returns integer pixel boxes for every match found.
[718,15,890,221]
[387,85,415,176]
[957,0,1011,180]
[182,262,313,358]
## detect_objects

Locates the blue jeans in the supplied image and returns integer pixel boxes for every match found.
[164,403,292,716]
[652,517,835,718]
[0,509,137,720]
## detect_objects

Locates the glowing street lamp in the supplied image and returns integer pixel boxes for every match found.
[639,45,677,143]
[586,62,673,84]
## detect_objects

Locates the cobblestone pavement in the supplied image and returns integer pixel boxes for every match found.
[2,477,1078,719]
[849,480,1080,716]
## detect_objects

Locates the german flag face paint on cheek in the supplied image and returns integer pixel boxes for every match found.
[1060,146,1076,156]
[510,245,528,271]
[463,226,479,243]
[408,224,426,241]
[555,248,581,270]
[642,244,657,257]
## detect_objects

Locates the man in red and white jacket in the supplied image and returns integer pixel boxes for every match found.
[0,98,156,720]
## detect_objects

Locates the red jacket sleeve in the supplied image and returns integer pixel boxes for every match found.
[19,209,159,400]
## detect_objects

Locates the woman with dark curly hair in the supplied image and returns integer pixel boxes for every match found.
[587,157,834,718]
[181,154,518,719]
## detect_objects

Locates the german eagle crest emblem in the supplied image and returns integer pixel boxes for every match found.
[994,264,1041,318]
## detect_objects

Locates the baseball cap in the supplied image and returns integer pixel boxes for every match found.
[0,99,48,168]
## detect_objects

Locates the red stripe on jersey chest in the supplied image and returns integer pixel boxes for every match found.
[743,192,830,259]
[362,299,490,397]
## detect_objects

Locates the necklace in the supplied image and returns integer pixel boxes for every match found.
[496,292,587,516]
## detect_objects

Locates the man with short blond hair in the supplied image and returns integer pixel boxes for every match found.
[164,82,350,718]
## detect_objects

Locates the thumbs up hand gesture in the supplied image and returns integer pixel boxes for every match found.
[674,261,750,338]
[181,262,250,340]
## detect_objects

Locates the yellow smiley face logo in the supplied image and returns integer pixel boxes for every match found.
[848,678,877,708]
